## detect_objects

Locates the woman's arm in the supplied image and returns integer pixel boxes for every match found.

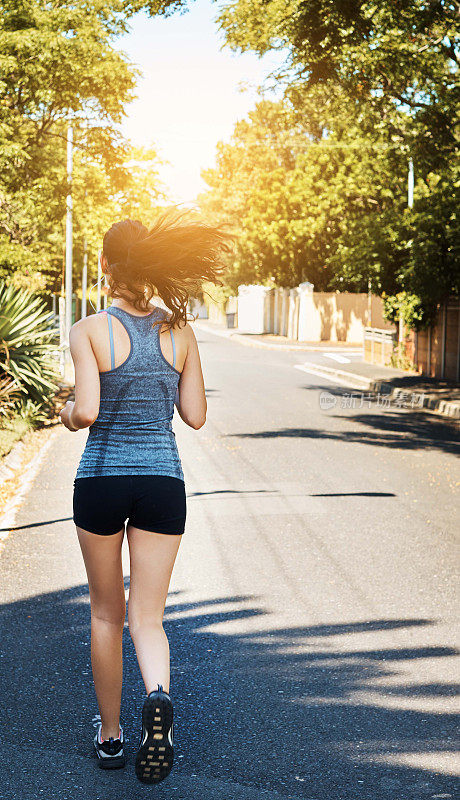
[174,324,206,430]
[59,320,100,431]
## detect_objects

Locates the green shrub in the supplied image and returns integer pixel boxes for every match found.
[382,291,436,332]
[0,280,60,418]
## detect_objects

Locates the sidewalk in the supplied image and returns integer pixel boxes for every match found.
[297,360,460,420]
[193,319,460,420]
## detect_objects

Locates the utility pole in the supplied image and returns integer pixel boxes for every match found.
[367,276,372,327]
[96,249,102,311]
[408,157,414,209]
[81,237,88,318]
[103,256,108,310]
[65,121,73,365]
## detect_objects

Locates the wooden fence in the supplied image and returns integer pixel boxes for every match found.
[402,297,460,382]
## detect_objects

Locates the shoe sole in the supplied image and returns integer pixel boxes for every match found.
[135,693,174,784]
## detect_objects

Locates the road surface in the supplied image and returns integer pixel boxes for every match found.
[0,324,459,800]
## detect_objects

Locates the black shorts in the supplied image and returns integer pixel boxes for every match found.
[73,474,186,536]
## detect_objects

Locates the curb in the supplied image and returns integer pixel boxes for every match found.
[0,427,62,556]
[387,388,460,420]
[297,362,460,420]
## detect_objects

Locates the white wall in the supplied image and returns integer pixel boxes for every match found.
[237,284,271,334]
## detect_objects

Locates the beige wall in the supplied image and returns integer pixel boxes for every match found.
[206,301,227,325]
[301,292,393,343]
[204,283,394,344]
[271,288,393,343]
[203,294,238,325]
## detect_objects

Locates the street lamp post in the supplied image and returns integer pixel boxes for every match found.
[96,249,102,311]
[81,237,88,318]
[408,157,414,209]
[65,121,73,364]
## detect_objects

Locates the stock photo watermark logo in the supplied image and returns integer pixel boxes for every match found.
[319,391,426,411]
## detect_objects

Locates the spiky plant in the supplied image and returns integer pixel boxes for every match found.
[0,373,21,420]
[0,281,60,412]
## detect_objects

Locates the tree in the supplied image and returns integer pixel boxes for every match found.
[0,0,180,296]
[207,0,458,320]
[217,1,457,128]
[199,88,408,291]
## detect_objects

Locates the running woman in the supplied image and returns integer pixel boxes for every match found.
[59,209,232,784]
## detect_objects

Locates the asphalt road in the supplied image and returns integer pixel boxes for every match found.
[0,324,459,800]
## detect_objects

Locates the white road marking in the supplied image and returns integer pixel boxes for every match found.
[323,353,351,363]
[293,363,371,389]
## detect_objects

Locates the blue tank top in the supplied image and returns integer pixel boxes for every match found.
[74,304,184,481]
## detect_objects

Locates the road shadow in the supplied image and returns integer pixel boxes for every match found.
[226,412,459,455]
[0,585,457,799]
[187,488,273,499]
[0,517,73,532]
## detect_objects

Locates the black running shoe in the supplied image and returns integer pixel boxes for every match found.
[134,684,174,784]
[92,714,126,769]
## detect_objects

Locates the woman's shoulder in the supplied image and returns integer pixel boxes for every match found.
[70,311,109,345]
[82,310,111,327]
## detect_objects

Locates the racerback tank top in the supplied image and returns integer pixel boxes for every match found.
[74,304,184,481]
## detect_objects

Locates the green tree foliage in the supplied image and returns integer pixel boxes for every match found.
[217,1,457,119]
[200,100,321,290]
[199,90,414,294]
[0,0,174,297]
[204,0,458,324]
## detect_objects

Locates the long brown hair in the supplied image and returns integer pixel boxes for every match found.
[103,207,234,330]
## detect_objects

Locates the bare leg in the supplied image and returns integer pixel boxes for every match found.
[126,526,182,695]
[76,526,126,739]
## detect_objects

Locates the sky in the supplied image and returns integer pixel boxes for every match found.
[116,0,285,204]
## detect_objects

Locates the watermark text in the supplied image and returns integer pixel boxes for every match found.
[319,390,425,411]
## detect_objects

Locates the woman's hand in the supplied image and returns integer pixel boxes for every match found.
[59,400,79,432]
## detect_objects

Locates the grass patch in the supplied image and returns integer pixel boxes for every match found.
[0,381,74,461]
[0,417,31,459]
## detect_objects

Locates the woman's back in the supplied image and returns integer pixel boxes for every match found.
[75,304,184,481]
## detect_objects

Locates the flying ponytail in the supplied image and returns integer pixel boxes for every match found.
[102,207,234,330]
